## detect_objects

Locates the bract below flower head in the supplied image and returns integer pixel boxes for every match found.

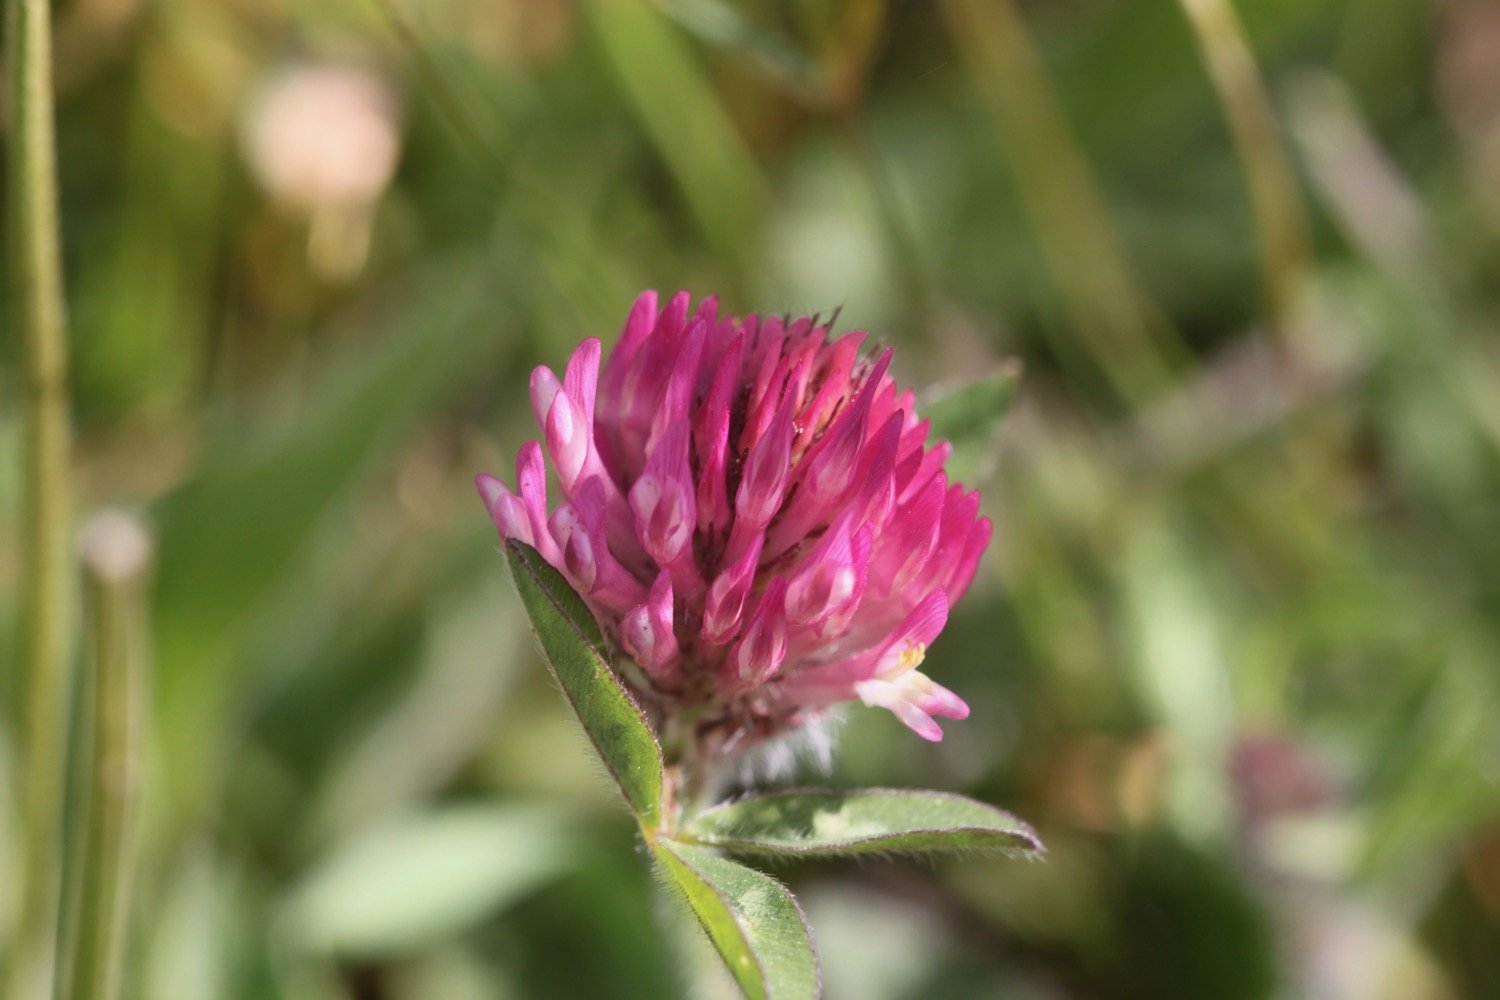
[477,291,990,748]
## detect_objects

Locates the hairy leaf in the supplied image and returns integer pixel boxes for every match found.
[685,788,1043,858]
[504,540,664,827]
[654,839,820,1000]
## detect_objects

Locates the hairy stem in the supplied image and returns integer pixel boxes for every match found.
[658,712,724,835]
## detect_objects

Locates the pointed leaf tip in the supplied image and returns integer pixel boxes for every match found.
[503,540,664,828]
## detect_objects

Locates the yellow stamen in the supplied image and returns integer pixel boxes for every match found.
[893,641,927,676]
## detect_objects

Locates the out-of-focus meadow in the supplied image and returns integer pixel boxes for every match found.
[3,0,1500,996]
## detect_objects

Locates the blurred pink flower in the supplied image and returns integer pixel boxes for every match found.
[478,292,990,747]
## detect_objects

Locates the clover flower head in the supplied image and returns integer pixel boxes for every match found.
[477,291,991,750]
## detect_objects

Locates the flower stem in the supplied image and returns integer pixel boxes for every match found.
[60,515,152,1000]
[657,709,723,835]
[5,0,74,995]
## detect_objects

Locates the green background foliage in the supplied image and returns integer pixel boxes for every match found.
[3,0,1500,996]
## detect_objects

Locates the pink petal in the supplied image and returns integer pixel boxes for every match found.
[724,579,789,689]
[621,570,680,681]
[529,366,562,435]
[475,473,531,544]
[767,351,894,555]
[544,389,589,493]
[549,477,645,613]
[702,533,764,644]
[946,517,992,603]
[693,334,744,538]
[548,503,594,590]
[629,419,695,567]
[893,587,950,651]
[889,472,947,593]
[853,678,942,741]
[854,672,969,741]
[652,317,707,446]
[784,518,867,629]
[735,382,798,529]
[800,351,889,506]
[563,338,601,427]
[796,331,863,449]
[597,292,659,468]
[897,441,951,505]
[609,291,658,373]
[849,411,903,531]
[514,442,561,563]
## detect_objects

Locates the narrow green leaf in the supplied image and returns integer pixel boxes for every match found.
[504,540,664,827]
[684,788,1044,858]
[654,839,820,1000]
[921,364,1021,485]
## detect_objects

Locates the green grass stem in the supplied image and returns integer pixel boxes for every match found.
[5,0,74,995]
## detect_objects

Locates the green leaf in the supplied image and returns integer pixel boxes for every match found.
[920,364,1021,485]
[504,540,664,828]
[683,788,1044,858]
[653,839,820,1000]
[279,805,578,956]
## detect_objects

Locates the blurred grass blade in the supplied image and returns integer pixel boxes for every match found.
[153,268,500,668]
[1360,637,1500,874]
[1285,72,1431,282]
[279,805,578,957]
[64,513,152,1000]
[307,579,526,845]
[683,789,1043,858]
[1176,0,1313,340]
[150,263,506,814]
[73,71,224,413]
[139,852,230,1000]
[922,364,1021,485]
[504,540,664,828]
[659,0,819,95]
[584,0,773,283]
[373,0,635,320]
[1121,518,1237,844]
[653,839,820,1000]
[940,0,1181,405]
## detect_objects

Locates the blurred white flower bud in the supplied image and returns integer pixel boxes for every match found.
[241,62,402,212]
[241,62,402,280]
